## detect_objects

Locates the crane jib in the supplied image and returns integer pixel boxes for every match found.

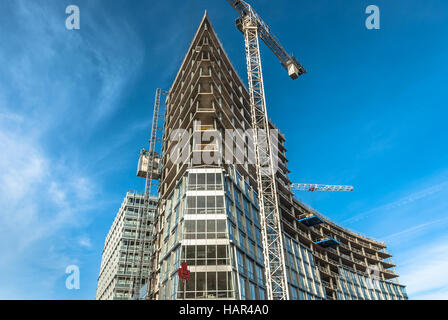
[229,0,306,80]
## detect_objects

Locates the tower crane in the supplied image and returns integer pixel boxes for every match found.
[226,0,354,300]
[226,0,306,300]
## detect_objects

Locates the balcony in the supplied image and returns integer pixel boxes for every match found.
[318,265,331,275]
[365,252,379,260]
[322,280,335,291]
[313,251,328,262]
[328,258,340,266]
[340,253,353,262]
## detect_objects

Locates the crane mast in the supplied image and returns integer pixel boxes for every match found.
[227,0,306,300]
[243,16,289,300]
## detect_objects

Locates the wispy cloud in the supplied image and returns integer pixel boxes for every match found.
[343,180,448,225]
[399,236,448,300]
[0,0,145,298]
[0,0,144,132]
[0,125,95,256]
[383,216,448,241]
[78,236,93,249]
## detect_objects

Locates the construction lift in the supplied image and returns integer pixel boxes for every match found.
[131,88,168,299]
[227,0,353,299]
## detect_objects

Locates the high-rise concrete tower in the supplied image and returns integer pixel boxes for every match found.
[148,13,407,300]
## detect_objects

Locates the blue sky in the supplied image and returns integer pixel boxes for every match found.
[0,0,446,299]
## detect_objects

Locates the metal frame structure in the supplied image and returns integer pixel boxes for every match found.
[240,17,288,300]
[225,1,298,300]
[290,184,354,192]
[226,0,308,300]
[131,88,168,299]
[226,0,306,300]
[241,16,289,300]
[227,0,355,300]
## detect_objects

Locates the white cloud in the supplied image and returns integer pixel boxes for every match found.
[0,0,144,132]
[0,126,93,255]
[78,236,92,249]
[0,0,145,298]
[412,287,448,300]
[399,237,448,300]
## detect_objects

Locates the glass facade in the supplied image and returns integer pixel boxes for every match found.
[283,234,326,300]
[225,165,266,300]
[155,166,408,301]
[336,267,408,300]
[158,168,234,300]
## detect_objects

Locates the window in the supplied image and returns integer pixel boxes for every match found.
[237,209,244,230]
[180,271,233,299]
[236,250,245,274]
[291,270,298,286]
[187,196,224,214]
[299,275,306,290]
[228,223,235,241]
[217,245,228,265]
[248,240,255,258]
[284,237,292,253]
[257,246,264,264]
[288,253,295,270]
[254,228,261,245]
[239,231,247,249]
[256,265,264,286]
[248,283,256,300]
[239,278,246,300]
[300,246,309,263]
[188,172,224,191]
[246,217,253,239]
[234,189,241,208]
[243,199,251,218]
[196,272,205,298]
[226,197,234,220]
[246,258,255,281]
[259,288,265,300]
[290,286,298,300]
[225,178,232,196]
[252,207,259,225]
[183,244,230,267]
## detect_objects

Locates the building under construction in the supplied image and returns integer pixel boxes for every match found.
[96,192,158,300]
[134,12,408,300]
